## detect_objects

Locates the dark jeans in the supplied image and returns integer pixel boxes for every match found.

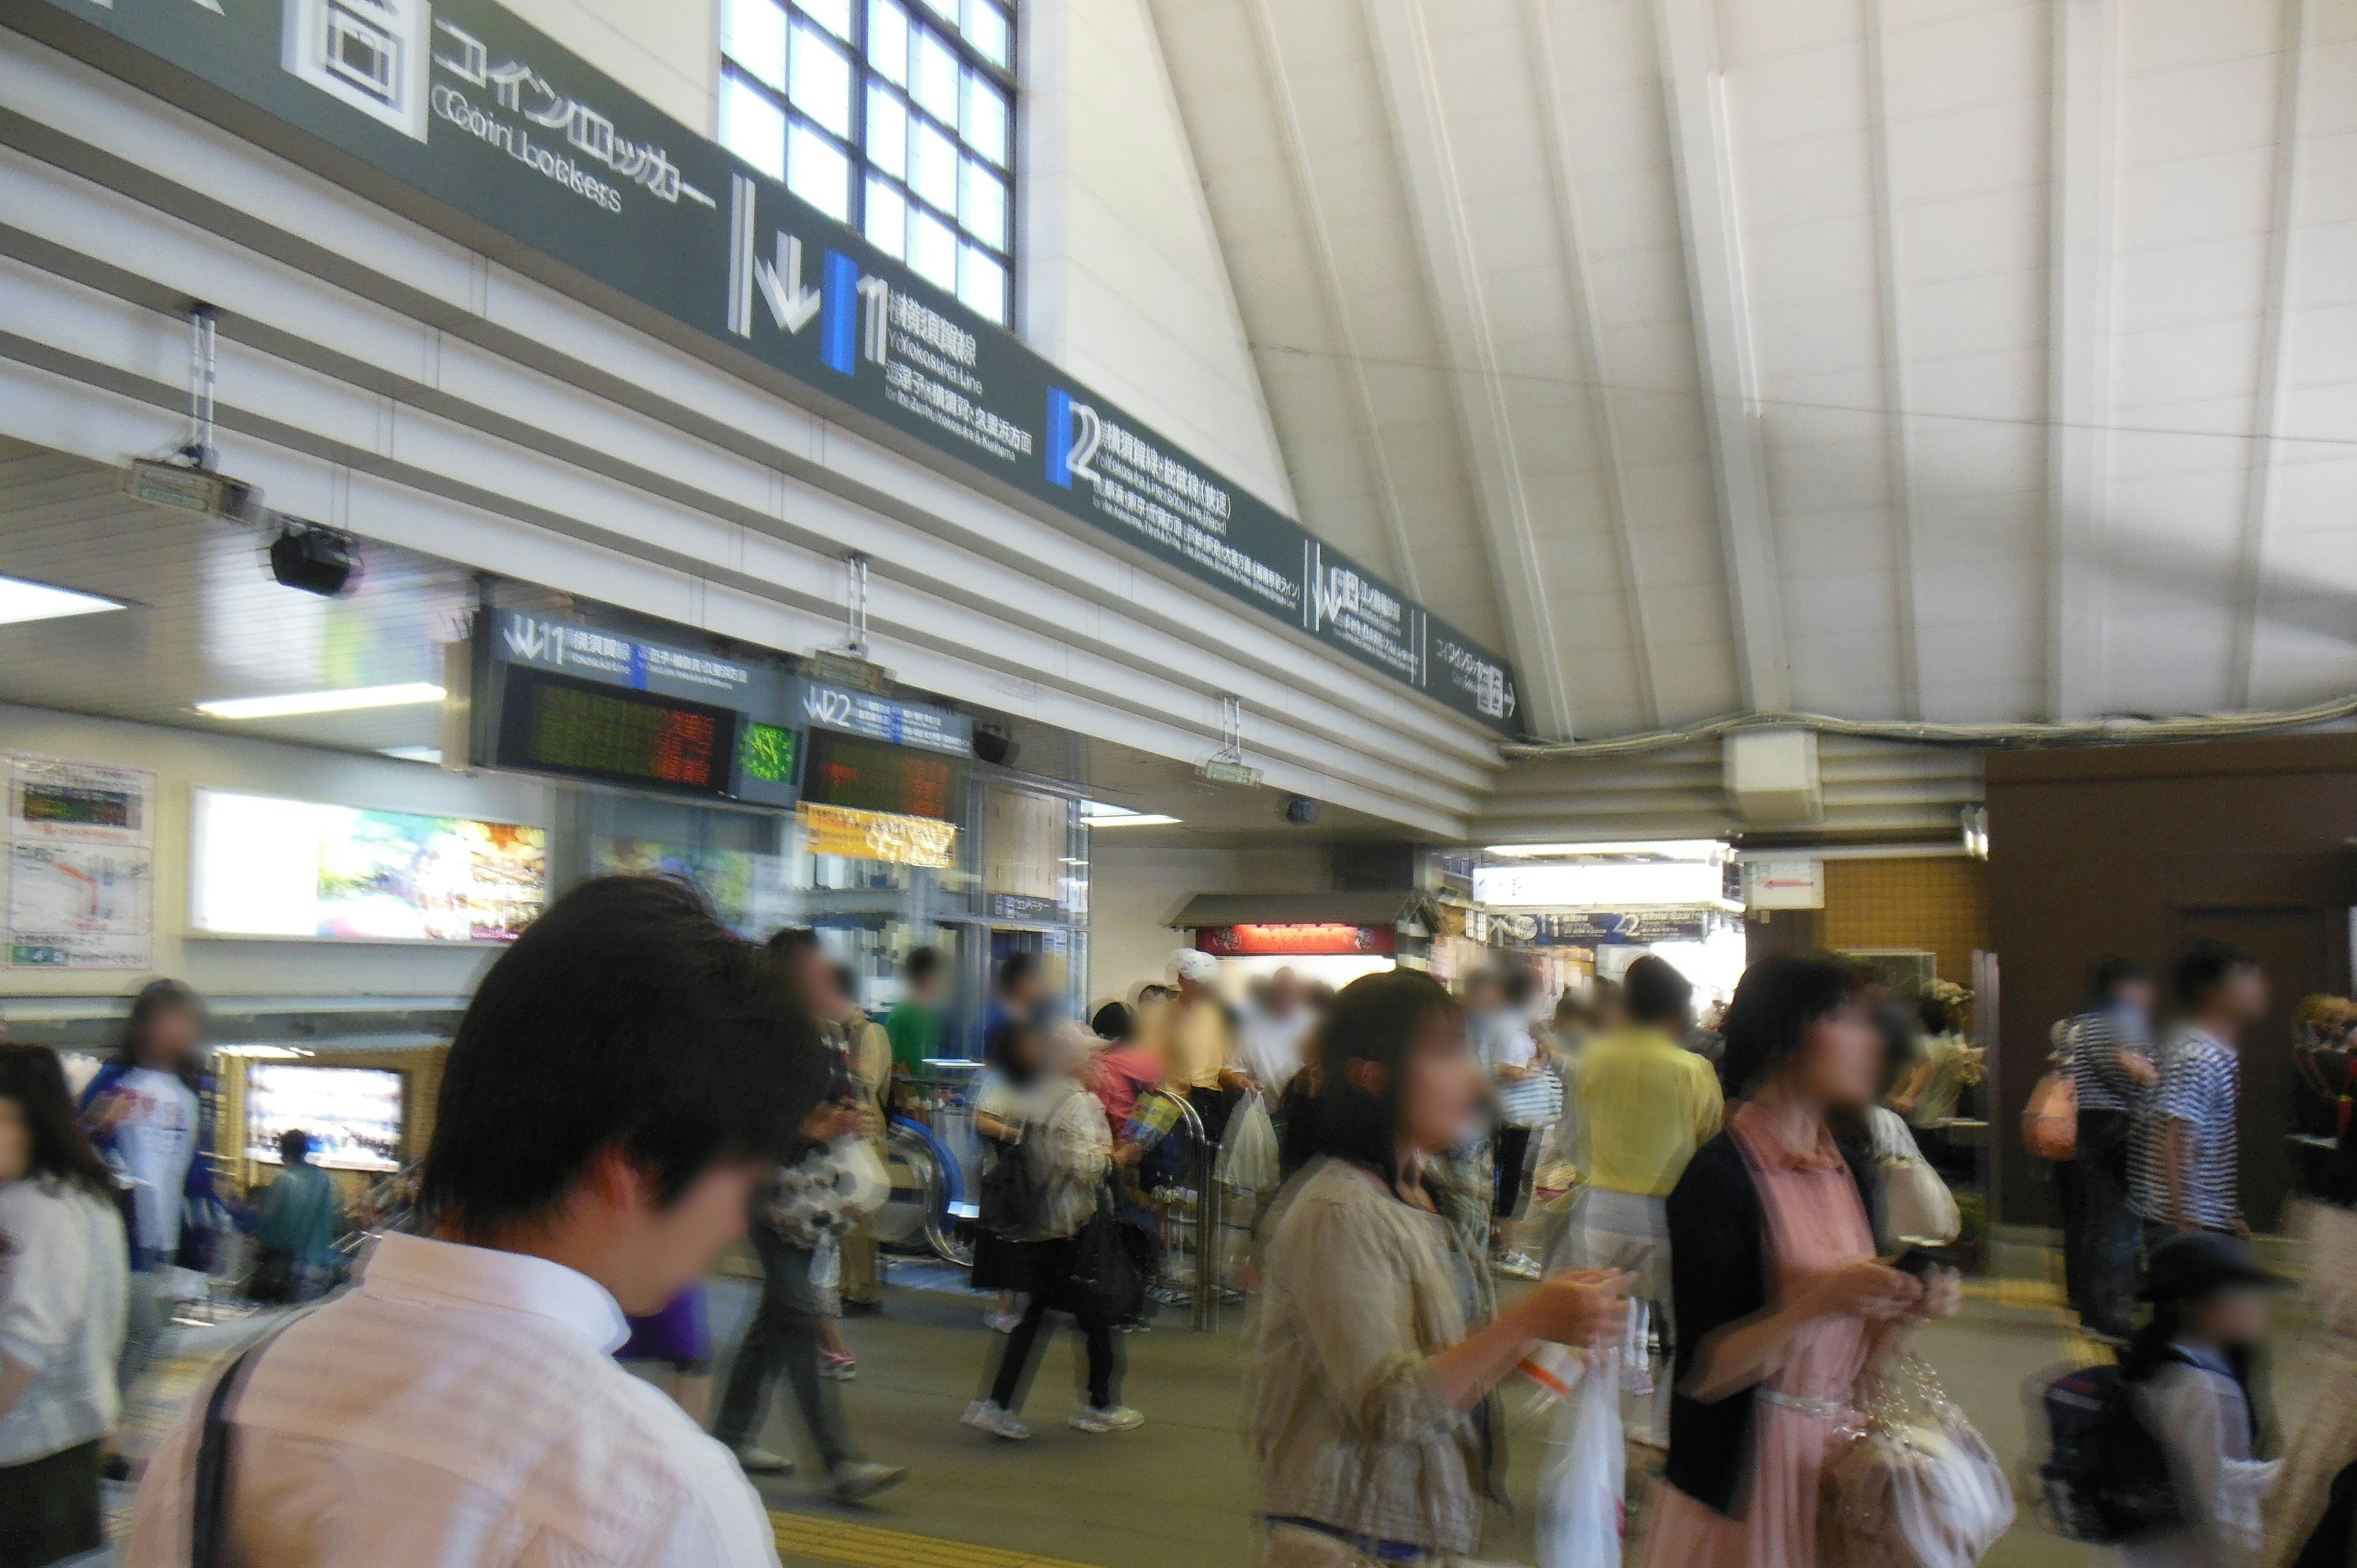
[1493,1124,1533,1221]
[0,1438,102,1568]
[988,1236,1117,1413]
[712,1224,855,1470]
[2060,1107,2140,1338]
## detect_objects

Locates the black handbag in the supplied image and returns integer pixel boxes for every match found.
[1069,1180,1144,1323]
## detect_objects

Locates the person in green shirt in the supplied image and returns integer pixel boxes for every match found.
[884,946,946,1078]
[251,1129,346,1302]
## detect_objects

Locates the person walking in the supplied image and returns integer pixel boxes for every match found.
[711,932,907,1500]
[125,876,827,1567]
[829,962,892,1316]
[2134,940,2269,1245]
[1561,953,1722,1449]
[1253,970,1630,1566]
[248,1128,346,1304]
[2054,958,2160,1339]
[1167,949,1245,1144]
[0,1044,128,1568]
[968,1019,1039,1334]
[79,979,220,1401]
[1640,953,1960,1568]
[965,1024,1142,1439]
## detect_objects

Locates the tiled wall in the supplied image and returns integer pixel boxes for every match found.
[1819,855,1989,986]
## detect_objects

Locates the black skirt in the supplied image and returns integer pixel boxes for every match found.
[969,1228,1034,1292]
[0,1437,103,1568]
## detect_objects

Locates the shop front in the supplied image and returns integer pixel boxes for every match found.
[1171,891,1434,997]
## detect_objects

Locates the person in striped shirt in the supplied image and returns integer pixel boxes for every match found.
[2131,940,2270,1245]
[2053,957,2158,1338]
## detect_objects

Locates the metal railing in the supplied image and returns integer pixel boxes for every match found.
[1137,1086,1223,1331]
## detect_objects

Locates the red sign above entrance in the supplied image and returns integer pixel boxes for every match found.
[1194,923,1396,957]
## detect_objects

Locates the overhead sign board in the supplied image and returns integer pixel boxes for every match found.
[793,678,972,759]
[1489,909,1724,948]
[799,802,957,868]
[1742,859,1825,911]
[1194,922,1397,958]
[17,0,1523,736]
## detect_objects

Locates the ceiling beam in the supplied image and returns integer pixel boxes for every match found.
[1239,0,1424,602]
[2229,0,2310,709]
[1361,0,1579,742]
[1861,0,1925,719]
[2044,0,2119,721]
[1523,0,1661,728]
[1649,0,1791,714]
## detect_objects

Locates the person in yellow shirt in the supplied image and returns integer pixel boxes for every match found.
[1168,949,1246,1143]
[1562,954,1722,1448]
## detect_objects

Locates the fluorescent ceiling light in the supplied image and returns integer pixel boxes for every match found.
[377,746,444,765]
[196,682,446,720]
[1483,838,1727,861]
[1081,801,1182,827]
[0,574,125,625]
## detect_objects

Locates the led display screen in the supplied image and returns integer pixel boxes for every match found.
[246,1064,404,1173]
[800,730,963,822]
[740,722,798,786]
[495,666,738,797]
[190,790,546,943]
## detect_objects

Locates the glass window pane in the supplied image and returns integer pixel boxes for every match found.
[960,155,1007,250]
[795,0,853,42]
[910,204,957,289]
[917,0,957,23]
[788,19,854,141]
[721,0,787,91]
[864,176,908,258]
[910,115,958,212]
[959,242,1006,323]
[719,73,786,179]
[913,26,959,123]
[787,120,851,221]
[866,0,909,85]
[963,71,1009,166]
[865,83,907,179]
[964,0,1010,69]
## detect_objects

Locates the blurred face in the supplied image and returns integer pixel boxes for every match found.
[2221,964,2269,1029]
[1462,977,1502,1015]
[2196,1285,2270,1348]
[911,967,944,1003]
[1398,1007,1485,1155]
[2111,978,2156,1020]
[1268,969,1304,1014]
[138,1002,201,1072]
[617,1158,764,1316]
[1791,995,1881,1108]
[0,1095,27,1183]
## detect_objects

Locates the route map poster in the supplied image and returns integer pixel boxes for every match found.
[4,754,157,969]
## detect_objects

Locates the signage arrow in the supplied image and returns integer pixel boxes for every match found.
[754,233,822,334]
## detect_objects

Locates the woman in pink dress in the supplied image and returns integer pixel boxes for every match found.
[1642,955,1962,1568]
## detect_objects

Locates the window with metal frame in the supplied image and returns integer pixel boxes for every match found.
[719,0,1015,326]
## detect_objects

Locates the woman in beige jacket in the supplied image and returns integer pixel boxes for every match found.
[1254,970,1630,1567]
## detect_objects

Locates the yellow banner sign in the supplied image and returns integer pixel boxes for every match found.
[798,803,958,868]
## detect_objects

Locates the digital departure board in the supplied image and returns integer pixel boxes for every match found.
[800,730,963,821]
[494,666,738,798]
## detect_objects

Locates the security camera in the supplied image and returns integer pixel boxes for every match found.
[1282,794,1320,827]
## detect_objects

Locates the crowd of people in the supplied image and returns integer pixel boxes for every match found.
[4,875,2357,1566]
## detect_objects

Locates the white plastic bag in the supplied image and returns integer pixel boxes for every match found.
[1217,1093,1280,1192]
[833,1134,892,1226]
[1535,1347,1624,1568]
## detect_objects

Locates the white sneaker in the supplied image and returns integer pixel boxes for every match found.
[731,1445,794,1474]
[1069,1404,1145,1433]
[983,1310,1020,1334]
[967,1401,1032,1440]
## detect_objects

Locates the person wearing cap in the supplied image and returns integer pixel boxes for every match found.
[1167,949,1246,1144]
[2119,1231,2285,1568]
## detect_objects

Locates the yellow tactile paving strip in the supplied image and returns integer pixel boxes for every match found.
[771,1513,1104,1568]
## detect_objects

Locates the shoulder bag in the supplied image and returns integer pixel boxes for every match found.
[2022,1069,2077,1162]
[1820,1350,2015,1568]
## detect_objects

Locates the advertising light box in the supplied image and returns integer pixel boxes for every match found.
[190,790,546,943]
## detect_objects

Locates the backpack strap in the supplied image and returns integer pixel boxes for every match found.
[191,1310,315,1567]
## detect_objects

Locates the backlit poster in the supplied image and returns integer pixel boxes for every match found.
[190,789,546,942]
[4,754,157,969]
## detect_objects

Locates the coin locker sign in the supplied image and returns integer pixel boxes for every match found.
[17,0,1523,736]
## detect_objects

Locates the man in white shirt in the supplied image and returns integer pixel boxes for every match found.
[1238,967,1316,1094]
[126,876,830,1568]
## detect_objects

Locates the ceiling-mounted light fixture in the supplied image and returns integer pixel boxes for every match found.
[0,574,126,626]
[197,682,446,720]
[1082,801,1182,828]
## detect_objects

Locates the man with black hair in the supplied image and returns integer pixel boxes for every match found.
[126,876,827,1567]
[884,946,946,1079]
[2054,957,2159,1339]
[2132,940,2268,1245]
[1563,952,1720,1448]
